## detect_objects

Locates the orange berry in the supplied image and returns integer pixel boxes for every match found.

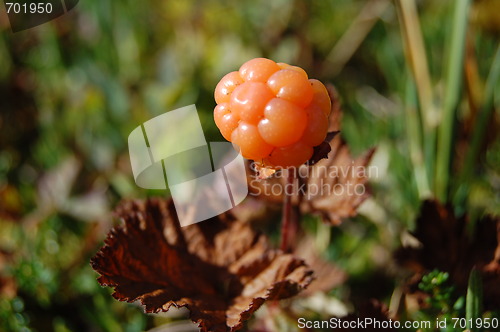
[267,141,313,168]
[214,71,244,104]
[213,103,239,141]
[239,58,280,82]
[229,82,274,123]
[308,79,331,116]
[231,122,274,160]
[276,62,308,79]
[267,69,313,108]
[301,105,329,146]
[258,98,307,147]
[214,58,330,168]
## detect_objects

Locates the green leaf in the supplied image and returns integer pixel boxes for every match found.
[435,0,471,202]
[465,267,483,329]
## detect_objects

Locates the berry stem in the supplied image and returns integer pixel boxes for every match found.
[280,169,296,252]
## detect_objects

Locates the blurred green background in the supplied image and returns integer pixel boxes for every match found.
[0,0,498,331]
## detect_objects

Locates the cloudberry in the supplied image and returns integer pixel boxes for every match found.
[214,58,331,168]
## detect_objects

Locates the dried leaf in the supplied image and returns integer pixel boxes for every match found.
[326,84,342,132]
[395,200,500,309]
[308,131,340,165]
[244,84,375,225]
[246,140,375,226]
[295,236,346,296]
[300,139,375,225]
[91,198,313,332]
[300,84,375,224]
[250,130,339,178]
[252,163,278,180]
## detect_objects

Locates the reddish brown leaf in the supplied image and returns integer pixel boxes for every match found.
[395,200,500,309]
[299,139,375,225]
[294,236,347,296]
[326,84,342,132]
[244,84,375,225]
[300,84,375,224]
[308,131,340,166]
[90,198,313,332]
[245,139,375,225]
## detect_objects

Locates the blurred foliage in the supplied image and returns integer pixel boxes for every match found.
[0,0,499,331]
[418,270,463,317]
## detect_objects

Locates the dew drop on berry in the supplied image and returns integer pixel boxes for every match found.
[258,98,307,147]
[231,122,274,160]
[267,69,313,108]
[215,71,244,104]
[239,58,280,83]
[229,82,273,123]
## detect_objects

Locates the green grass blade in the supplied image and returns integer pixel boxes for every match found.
[405,77,431,198]
[396,0,436,197]
[459,46,500,190]
[466,267,483,329]
[435,0,471,202]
